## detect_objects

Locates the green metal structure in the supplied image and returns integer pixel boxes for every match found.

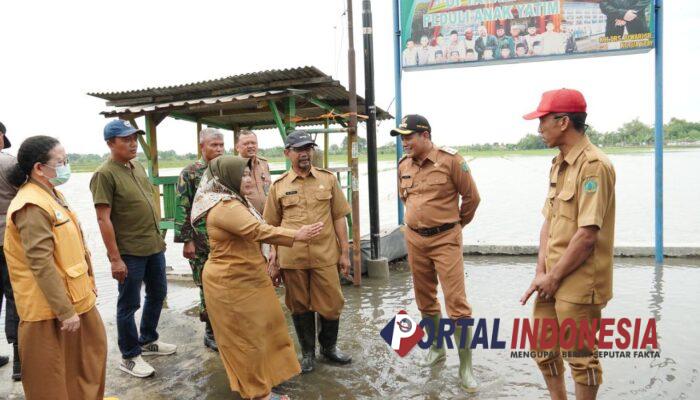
[88,66,392,236]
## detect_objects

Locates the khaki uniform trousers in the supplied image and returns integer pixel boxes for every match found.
[405,225,472,319]
[532,297,606,386]
[282,264,345,320]
[19,306,107,400]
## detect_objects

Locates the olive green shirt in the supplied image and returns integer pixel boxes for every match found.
[89,159,165,257]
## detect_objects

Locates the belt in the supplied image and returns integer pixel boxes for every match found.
[409,223,456,237]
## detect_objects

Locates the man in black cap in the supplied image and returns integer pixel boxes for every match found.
[263,130,353,374]
[0,121,21,380]
[393,115,480,391]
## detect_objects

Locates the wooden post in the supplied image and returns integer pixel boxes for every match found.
[196,121,202,159]
[323,120,330,168]
[145,114,162,222]
[347,0,362,286]
[233,125,240,155]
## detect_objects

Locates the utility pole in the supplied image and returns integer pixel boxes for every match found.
[362,0,389,278]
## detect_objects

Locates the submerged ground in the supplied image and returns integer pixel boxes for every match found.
[1,256,697,399]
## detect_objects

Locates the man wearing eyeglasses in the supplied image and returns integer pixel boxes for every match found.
[520,89,616,400]
[263,130,353,374]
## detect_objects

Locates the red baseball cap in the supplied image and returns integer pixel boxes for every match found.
[523,89,587,120]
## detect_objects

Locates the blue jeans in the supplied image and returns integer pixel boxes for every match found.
[117,252,167,359]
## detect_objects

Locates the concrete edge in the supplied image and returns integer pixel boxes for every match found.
[463,245,700,258]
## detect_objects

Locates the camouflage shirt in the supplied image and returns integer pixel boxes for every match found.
[174,160,209,253]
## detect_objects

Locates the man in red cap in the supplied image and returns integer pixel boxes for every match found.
[520,89,616,400]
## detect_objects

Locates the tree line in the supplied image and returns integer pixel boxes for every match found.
[68,118,700,164]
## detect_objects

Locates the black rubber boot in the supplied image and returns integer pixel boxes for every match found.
[204,320,218,352]
[12,343,21,381]
[0,355,7,368]
[292,312,316,374]
[318,316,352,364]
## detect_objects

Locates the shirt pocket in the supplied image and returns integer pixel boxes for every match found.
[280,194,302,220]
[556,187,577,221]
[426,171,449,195]
[313,188,333,217]
[63,261,93,303]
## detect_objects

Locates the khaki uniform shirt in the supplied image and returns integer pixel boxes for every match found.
[90,159,166,257]
[399,146,480,229]
[543,136,616,304]
[263,167,351,269]
[246,156,272,214]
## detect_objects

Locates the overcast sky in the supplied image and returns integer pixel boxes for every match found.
[1,0,697,156]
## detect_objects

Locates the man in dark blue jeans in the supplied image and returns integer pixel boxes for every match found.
[91,120,176,378]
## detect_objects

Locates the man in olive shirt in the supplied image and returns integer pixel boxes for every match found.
[90,120,176,378]
[264,130,352,374]
[0,122,20,379]
[521,89,616,400]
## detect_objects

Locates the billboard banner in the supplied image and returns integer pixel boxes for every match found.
[400,0,655,70]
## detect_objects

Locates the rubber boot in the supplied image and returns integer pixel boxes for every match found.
[12,343,21,381]
[204,320,218,352]
[318,316,352,364]
[456,324,478,392]
[292,312,316,373]
[418,314,446,367]
[0,355,7,367]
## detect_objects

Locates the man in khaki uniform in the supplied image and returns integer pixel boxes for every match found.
[236,130,271,214]
[520,89,616,400]
[392,114,480,391]
[263,130,352,374]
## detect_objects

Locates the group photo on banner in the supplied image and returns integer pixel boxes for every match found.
[401,0,655,68]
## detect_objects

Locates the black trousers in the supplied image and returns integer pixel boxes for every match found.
[605,16,649,37]
[0,248,19,344]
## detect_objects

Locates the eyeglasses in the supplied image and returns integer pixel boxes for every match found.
[290,146,315,153]
[43,159,70,168]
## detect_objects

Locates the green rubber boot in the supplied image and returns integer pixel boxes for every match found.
[456,324,479,392]
[418,314,446,367]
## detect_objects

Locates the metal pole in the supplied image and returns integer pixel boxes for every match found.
[654,0,664,264]
[363,0,381,260]
[347,0,362,285]
[392,0,405,225]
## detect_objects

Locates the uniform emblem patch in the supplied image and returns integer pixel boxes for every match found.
[461,161,469,172]
[584,179,598,194]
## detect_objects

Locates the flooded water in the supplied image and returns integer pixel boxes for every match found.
[0,149,698,398]
[2,257,698,399]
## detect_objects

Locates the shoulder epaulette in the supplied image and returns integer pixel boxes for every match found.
[257,155,268,162]
[583,146,600,162]
[439,146,458,155]
[314,167,334,175]
[272,171,290,184]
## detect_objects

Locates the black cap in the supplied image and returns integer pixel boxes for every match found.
[285,130,317,149]
[390,114,431,136]
[0,121,11,149]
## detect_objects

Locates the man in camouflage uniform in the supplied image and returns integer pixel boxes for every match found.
[174,128,224,351]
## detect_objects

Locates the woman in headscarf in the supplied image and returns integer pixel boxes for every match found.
[192,156,322,400]
[4,135,107,399]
